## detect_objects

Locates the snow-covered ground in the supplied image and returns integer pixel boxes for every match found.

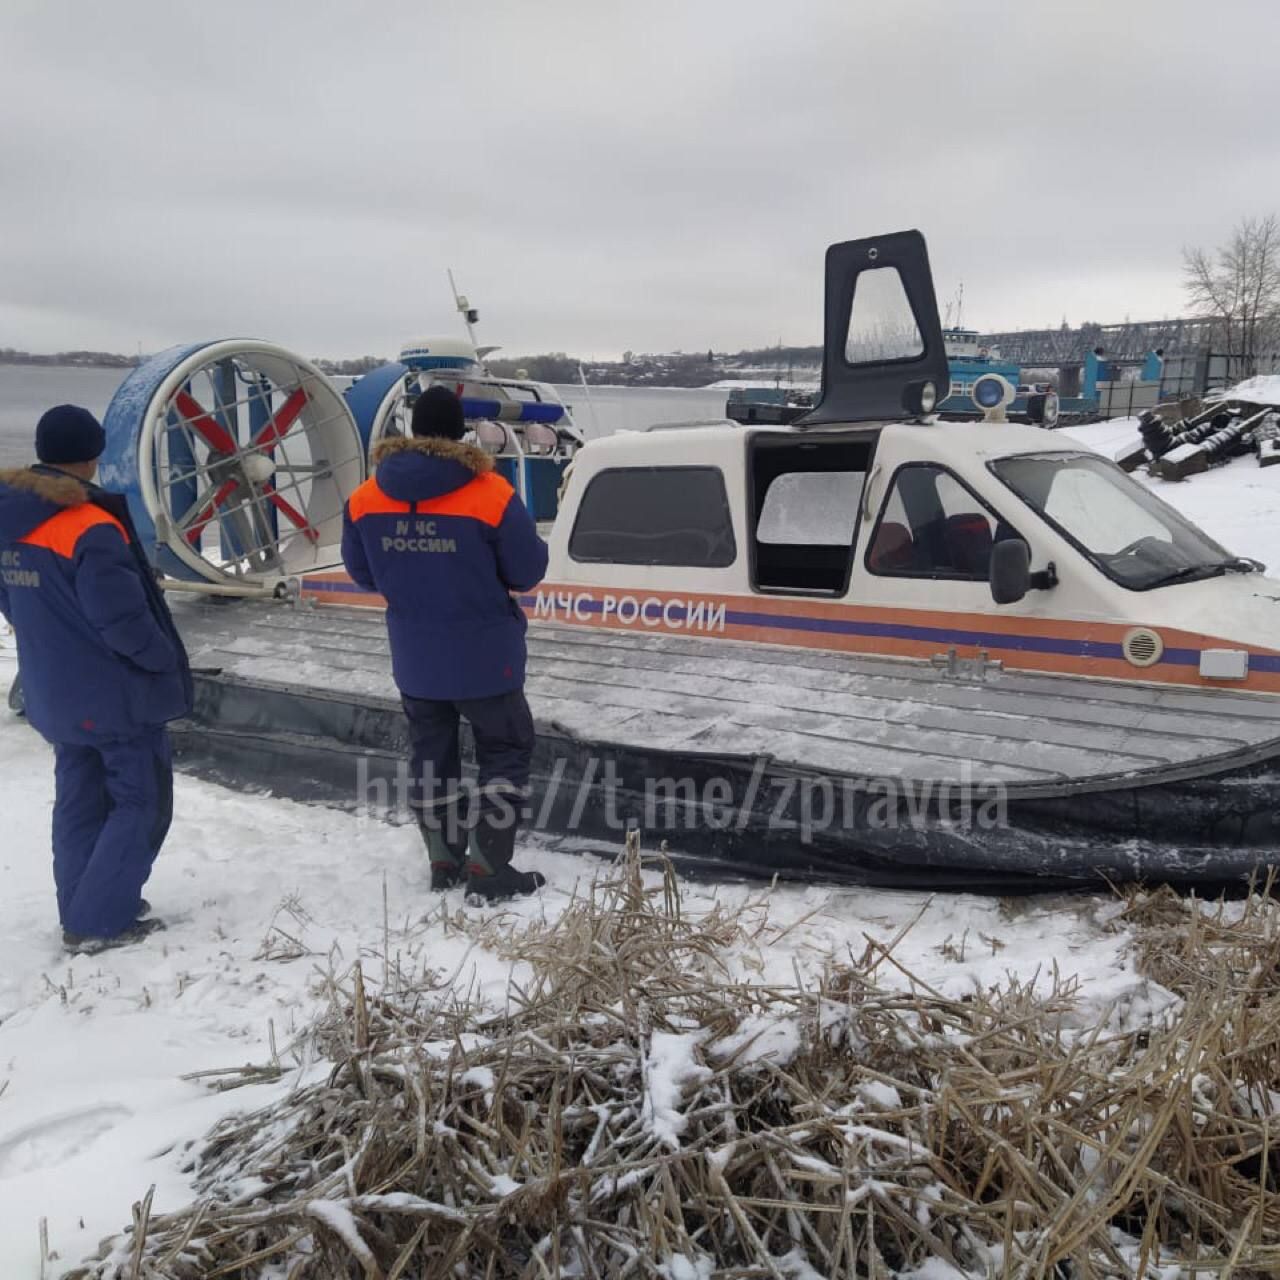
[1225,374,1280,406]
[3,421,1279,1274]
[0,654,1151,1274]
[707,376,819,391]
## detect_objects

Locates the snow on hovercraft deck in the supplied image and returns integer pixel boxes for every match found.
[168,597,1280,886]
[173,597,1280,789]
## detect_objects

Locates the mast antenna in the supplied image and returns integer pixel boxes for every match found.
[448,268,482,352]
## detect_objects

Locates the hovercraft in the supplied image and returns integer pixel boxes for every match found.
[65,232,1280,889]
[345,296,584,523]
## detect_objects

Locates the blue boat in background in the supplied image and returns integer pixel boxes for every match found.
[936,327,1060,423]
[938,327,1167,424]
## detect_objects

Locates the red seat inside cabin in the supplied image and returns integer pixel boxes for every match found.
[868,514,996,576]
[867,521,915,572]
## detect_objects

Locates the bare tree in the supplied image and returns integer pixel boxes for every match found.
[1183,215,1280,375]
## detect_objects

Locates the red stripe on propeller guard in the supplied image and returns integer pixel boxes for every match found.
[253,388,308,451]
[267,490,319,543]
[173,391,238,455]
[184,478,239,544]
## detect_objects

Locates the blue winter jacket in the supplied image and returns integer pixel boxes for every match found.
[341,436,549,700]
[0,466,193,744]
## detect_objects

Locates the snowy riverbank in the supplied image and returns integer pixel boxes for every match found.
[0,702,1151,1275]
[4,415,1280,1272]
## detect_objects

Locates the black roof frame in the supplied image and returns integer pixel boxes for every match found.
[796,229,950,428]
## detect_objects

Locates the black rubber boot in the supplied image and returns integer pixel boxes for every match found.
[63,916,166,956]
[417,823,466,891]
[465,823,545,904]
[466,863,546,903]
[430,863,462,892]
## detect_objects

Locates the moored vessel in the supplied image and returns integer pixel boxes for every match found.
[39,230,1280,889]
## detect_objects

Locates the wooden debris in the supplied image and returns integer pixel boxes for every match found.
[1255,412,1280,468]
[1114,440,1150,473]
[1114,415,1153,472]
[1150,407,1270,481]
[1150,438,1213,480]
[1119,401,1228,473]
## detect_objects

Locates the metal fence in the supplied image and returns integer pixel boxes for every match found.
[1157,351,1280,402]
[1092,352,1280,421]
[1096,380,1162,419]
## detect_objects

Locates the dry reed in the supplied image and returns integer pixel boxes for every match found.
[66,855,1280,1279]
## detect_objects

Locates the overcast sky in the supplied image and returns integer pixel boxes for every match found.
[2,0,1277,362]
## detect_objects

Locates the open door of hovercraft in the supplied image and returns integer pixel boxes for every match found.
[797,228,950,428]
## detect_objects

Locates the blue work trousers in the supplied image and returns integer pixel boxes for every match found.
[51,728,173,938]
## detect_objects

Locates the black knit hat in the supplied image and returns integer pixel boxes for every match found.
[36,404,107,465]
[411,385,467,441]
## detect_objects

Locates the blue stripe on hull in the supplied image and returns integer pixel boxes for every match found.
[307,581,1258,674]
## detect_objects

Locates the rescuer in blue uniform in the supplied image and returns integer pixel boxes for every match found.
[0,406,193,953]
[342,386,550,901]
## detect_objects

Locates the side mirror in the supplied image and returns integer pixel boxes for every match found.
[990,538,1031,604]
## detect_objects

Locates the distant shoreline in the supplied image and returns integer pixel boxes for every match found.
[0,355,138,370]
[1,346,822,389]
[0,355,817,393]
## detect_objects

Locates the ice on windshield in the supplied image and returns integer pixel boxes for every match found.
[992,452,1234,590]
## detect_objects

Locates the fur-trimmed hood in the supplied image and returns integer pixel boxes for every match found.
[371,434,494,472]
[0,466,90,545]
[372,434,495,504]
[0,467,90,507]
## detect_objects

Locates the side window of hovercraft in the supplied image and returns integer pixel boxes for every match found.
[866,464,1021,580]
[845,267,924,364]
[750,437,871,594]
[569,466,737,567]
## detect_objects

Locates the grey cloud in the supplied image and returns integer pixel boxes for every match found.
[1,0,1278,359]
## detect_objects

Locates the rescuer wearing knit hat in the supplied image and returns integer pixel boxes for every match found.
[342,385,550,903]
[0,405,192,953]
[35,403,108,466]
[411,384,468,440]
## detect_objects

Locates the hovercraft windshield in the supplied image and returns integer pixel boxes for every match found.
[990,451,1243,591]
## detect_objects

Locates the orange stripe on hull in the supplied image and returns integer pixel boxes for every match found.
[299,573,1280,697]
